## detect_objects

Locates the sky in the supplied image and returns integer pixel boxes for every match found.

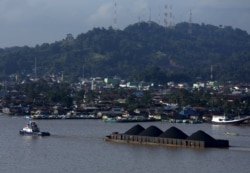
[0,0,249,48]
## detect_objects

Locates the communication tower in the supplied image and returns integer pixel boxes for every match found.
[34,57,37,79]
[164,5,168,29]
[82,64,85,79]
[210,64,213,81]
[61,71,64,82]
[188,10,192,34]
[169,5,173,27]
[157,6,162,25]
[113,2,117,30]
[148,7,152,25]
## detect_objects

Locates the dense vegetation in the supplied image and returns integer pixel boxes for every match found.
[0,22,249,83]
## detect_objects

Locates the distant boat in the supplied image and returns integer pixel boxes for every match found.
[211,114,250,125]
[225,132,238,136]
[104,116,159,123]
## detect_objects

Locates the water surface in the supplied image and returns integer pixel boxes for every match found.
[0,115,249,173]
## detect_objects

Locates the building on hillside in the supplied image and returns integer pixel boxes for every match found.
[206,81,220,89]
[104,78,120,86]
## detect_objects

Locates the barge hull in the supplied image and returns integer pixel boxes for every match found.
[104,134,229,149]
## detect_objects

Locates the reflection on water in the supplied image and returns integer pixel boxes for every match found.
[229,146,250,152]
[48,134,101,141]
[21,135,41,140]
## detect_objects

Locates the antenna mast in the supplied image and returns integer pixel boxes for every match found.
[157,6,161,25]
[138,16,141,26]
[148,7,152,24]
[188,10,192,34]
[164,5,168,29]
[82,64,85,79]
[210,64,213,81]
[169,5,173,28]
[113,2,117,30]
[34,57,37,79]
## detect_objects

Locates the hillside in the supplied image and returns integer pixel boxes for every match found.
[0,22,249,83]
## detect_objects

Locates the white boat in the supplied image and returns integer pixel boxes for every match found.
[19,121,50,136]
[225,132,238,136]
[211,115,250,125]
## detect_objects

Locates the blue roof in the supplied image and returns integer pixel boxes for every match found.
[179,108,199,116]
[133,91,143,97]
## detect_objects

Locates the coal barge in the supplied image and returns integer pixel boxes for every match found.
[104,125,229,149]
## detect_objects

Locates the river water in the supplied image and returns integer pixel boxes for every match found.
[0,115,250,173]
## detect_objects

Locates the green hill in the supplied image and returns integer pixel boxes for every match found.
[0,22,249,83]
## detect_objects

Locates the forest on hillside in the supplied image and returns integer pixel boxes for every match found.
[0,22,249,83]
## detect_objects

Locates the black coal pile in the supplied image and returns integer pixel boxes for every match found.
[159,126,188,139]
[187,130,216,147]
[138,125,163,137]
[187,130,215,142]
[124,124,145,135]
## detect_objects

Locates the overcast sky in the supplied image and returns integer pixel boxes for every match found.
[0,0,249,48]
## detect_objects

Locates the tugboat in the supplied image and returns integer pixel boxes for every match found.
[19,121,50,136]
